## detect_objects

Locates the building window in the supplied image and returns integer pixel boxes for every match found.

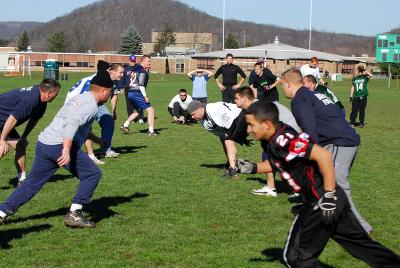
[197,58,214,69]
[273,59,276,64]
[176,62,185,73]
[378,40,383,47]
[382,52,387,61]
[286,60,290,65]
[383,40,388,48]
[390,42,395,47]
[394,54,399,62]
[397,36,400,44]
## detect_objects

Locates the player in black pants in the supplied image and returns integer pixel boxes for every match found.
[238,101,400,267]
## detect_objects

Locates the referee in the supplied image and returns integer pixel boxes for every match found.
[214,53,246,103]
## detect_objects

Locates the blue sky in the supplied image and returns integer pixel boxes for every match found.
[1,0,398,36]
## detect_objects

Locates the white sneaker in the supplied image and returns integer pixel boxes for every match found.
[89,155,105,165]
[105,150,120,158]
[251,185,277,197]
[138,119,145,124]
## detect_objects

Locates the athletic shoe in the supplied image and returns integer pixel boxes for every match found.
[120,125,130,134]
[288,192,301,203]
[17,179,26,187]
[148,130,159,136]
[105,150,120,158]
[138,119,145,124]
[89,155,105,165]
[251,185,277,197]
[358,123,364,128]
[349,122,357,128]
[64,210,96,228]
[0,215,6,225]
[222,167,239,179]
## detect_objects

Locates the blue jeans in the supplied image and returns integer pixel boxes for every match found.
[0,141,101,215]
[96,104,114,153]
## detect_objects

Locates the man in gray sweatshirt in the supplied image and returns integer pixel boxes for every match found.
[0,70,113,228]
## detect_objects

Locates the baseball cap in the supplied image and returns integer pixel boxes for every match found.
[187,101,206,114]
[129,55,137,62]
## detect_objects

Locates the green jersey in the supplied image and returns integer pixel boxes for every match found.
[315,85,344,110]
[352,75,369,97]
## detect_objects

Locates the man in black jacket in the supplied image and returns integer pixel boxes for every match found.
[214,53,246,103]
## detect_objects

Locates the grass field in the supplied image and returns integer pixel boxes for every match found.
[0,72,399,267]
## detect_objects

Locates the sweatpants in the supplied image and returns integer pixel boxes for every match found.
[95,104,114,154]
[0,141,101,215]
[350,96,367,125]
[167,102,190,120]
[324,144,372,233]
[283,187,400,268]
[221,87,235,103]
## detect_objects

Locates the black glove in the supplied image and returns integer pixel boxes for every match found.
[318,190,337,225]
[349,97,353,103]
[237,159,257,174]
[243,139,254,147]
[323,82,328,86]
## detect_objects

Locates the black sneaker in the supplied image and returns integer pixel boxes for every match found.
[64,210,96,228]
[148,130,159,136]
[358,123,364,128]
[222,167,239,179]
[349,122,357,128]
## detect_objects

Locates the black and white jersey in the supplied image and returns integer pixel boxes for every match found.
[262,124,324,205]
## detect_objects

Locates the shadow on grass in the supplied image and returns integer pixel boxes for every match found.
[7,192,149,224]
[0,185,11,190]
[249,247,334,268]
[8,174,74,188]
[109,145,147,155]
[200,163,226,170]
[0,224,52,249]
[138,127,168,134]
[245,177,293,194]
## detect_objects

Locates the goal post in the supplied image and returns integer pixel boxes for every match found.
[0,53,31,78]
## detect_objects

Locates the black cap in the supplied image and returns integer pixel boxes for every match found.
[90,70,113,88]
[97,60,110,71]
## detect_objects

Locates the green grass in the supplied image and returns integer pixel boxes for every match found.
[0,72,399,267]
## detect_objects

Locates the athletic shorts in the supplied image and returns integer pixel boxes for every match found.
[226,111,248,145]
[128,90,151,110]
[0,126,20,141]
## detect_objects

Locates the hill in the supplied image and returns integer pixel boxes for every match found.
[0,21,43,41]
[6,0,377,56]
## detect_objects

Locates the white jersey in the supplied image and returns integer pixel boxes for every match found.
[300,64,320,79]
[65,74,96,103]
[168,94,193,110]
[201,102,242,132]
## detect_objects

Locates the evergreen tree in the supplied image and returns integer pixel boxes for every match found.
[47,31,69,52]
[119,25,143,54]
[153,23,176,55]
[16,31,30,52]
[0,38,9,47]
[225,33,239,49]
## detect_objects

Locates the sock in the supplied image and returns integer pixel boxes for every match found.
[149,127,154,132]
[123,121,130,128]
[0,210,7,218]
[70,203,83,212]
[18,172,26,181]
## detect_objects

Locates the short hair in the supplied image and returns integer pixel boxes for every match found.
[179,88,187,93]
[110,63,123,70]
[303,74,317,85]
[235,86,254,100]
[226,53,233,58]
[39,79,60,92]
[310,56,318,63]
[254,62,263,68]
[142,55,151,61]
[281,68,303,84]
[357,65,365,73]
[246,101,279,125]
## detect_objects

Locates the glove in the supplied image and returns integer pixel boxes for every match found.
[243,138,254,147]
[323,82,328,86]
[349,97,353,103]
[237,159,257,174]
[318,190,337,225]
